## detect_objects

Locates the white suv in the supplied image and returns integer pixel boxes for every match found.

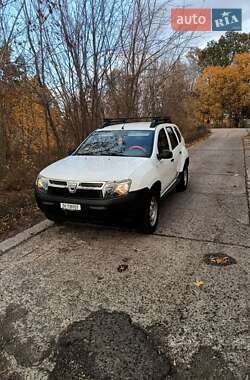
[35,118,189,233]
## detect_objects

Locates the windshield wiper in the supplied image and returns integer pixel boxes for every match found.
[92,152,123,156]
[75,151,124,157]
[106,152,123,156]
[75,152,95,156]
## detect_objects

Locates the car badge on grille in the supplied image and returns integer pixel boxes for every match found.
[68,181,78,194]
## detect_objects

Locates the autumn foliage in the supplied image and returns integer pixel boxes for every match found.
[195,53,250,127]
[2,79,59,153]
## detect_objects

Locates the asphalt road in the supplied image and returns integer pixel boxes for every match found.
[0,129,249,380]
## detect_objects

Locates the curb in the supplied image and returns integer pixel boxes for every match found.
[243,134,250,224]
[0,220,54,255]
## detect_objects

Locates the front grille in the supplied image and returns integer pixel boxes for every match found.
[48,187,103,199]
[79,182,103,188]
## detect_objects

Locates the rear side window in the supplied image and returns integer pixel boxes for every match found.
[174,127,182,142]
[166,127,179,150]
[157,128,170,153]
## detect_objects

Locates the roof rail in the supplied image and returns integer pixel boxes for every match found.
[149,117,171,128]
[103,116,171,128]
[103,118,128,128]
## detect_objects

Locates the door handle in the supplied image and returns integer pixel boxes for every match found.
[171,158,174,162]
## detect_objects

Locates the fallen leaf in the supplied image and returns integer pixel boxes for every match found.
[210,256,229,265]
[193,280,204,288]
[117,264,128,273]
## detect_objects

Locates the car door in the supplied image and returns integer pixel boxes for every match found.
[165,126,180,178]
[156,128,176,194]
[173,125,183,159]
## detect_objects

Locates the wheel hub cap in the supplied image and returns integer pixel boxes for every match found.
[149,197,158,226]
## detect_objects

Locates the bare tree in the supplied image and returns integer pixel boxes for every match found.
[23,0,63,151]
[38,0,128,145]
[1,0,197,166]
[105,0,194,118]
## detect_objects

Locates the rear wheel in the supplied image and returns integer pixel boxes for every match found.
[176,165,188,191]
[139,191,160,234]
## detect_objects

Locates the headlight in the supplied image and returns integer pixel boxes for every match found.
[36,175,49,192]
[104,179,131,198]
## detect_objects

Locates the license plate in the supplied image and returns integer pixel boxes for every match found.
[60,203,81,211]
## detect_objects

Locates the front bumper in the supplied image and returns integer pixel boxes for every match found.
[35,188,148,219]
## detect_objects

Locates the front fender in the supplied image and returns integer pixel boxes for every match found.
[130,160,159,192]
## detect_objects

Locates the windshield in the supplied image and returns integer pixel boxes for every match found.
[75,130,155,158]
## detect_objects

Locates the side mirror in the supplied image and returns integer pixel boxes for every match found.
[157,149,173,160]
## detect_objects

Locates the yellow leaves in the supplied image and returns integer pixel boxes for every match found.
[195,52,250,125]
[210,256,229,265]
[193,280,204,289]
[1,77,59,155]
[233,52,250,70]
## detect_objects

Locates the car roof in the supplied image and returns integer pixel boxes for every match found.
[98,122,176,131]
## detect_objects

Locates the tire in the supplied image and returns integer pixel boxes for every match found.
[176,164,188,191]
[139,191,160,234]
[44,211,66,223]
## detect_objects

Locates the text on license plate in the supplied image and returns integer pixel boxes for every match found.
[60,203,81,211]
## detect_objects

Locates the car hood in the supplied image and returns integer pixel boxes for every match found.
[40,155,148,182]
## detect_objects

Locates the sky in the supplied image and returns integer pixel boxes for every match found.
[172,0,250,47]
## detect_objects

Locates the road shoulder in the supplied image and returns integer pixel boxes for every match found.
[0,220,53,255]
[243,133,250,223]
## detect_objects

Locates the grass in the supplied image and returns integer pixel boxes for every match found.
[185,126,210,145]
[0,187,43,241]
[0,153,59,241]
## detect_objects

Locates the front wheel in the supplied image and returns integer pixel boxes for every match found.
[176,165,188,191]
[138,191,160,234]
